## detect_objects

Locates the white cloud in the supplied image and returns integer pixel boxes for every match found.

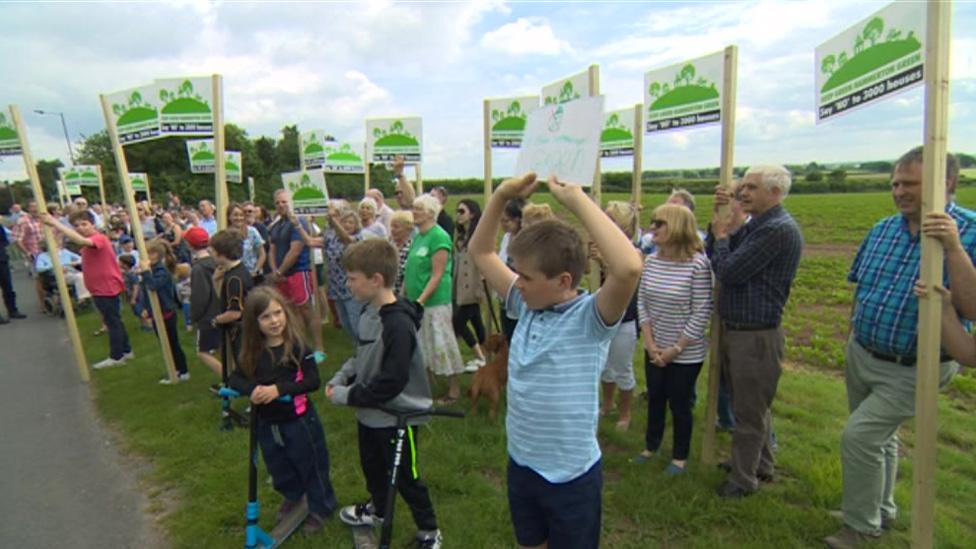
[481,18,572,56]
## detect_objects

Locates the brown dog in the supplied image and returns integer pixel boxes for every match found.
[468,334,509,420]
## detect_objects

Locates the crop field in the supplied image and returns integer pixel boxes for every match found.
[77,188,976,548]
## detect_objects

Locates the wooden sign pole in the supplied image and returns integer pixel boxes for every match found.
[212,74,228,231]
[247,176,255,203]
[701,44,739,465]
[415,163,423,195]
[57,180,66,207]
[483,99,492,204]
[588,64,602,205]
[99,95,179,383]
[144,174,152,204]
[9,105,90,382]
[912,2,951,546]
[95,165,108,223]
[631,103,644,238]
[363,143,371,195]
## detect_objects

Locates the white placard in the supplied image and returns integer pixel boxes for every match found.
[282,170,329,214]
[542,70,589,105]
[366,117,423,163]
[488,96,540,148]
[515,95,604,186]
[644,50,724,133]
[601,108,636,157]
[225,150,242,183]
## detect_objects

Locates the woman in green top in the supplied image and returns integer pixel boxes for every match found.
[405,193,465,403]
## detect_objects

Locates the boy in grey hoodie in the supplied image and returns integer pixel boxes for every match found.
[326,239,442,549]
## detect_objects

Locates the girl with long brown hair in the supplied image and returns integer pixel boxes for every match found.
[228,286,338,534]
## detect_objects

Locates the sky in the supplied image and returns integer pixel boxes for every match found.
[2,0,975,183]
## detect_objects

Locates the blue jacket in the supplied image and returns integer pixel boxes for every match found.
[140,262,179,314]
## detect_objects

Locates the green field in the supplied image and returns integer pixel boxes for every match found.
[79,188,976,548]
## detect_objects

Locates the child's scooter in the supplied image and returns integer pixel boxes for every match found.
[350,405,465,549]
[220,387,309,549]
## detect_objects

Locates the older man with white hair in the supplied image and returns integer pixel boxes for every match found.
[708,165,803,499]
[73,197,103,229]
[365,188,394,230]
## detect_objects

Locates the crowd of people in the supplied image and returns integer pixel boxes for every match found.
[0,146,971,548]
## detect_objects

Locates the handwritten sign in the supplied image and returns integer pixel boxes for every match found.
[515,95,604,186]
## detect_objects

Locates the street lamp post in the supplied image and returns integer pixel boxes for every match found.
[33,109,75,164]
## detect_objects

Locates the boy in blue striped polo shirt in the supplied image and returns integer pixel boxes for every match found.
[470,173,643,549]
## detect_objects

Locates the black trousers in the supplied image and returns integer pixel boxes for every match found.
[0,260,18,316]
[452,302,485,348]
[258,409,338,517]
[358,422,437,531]
[644,357,703,460]
[93,295,131,360]
[154,313,188,375]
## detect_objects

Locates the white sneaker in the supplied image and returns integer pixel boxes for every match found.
[122,351,135,361]
[179,372,190,381]
[464,358,485,372]
[415,529,443,549]
[93,357,126,369]
[159,373,191,385]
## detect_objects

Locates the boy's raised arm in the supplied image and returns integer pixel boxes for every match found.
[469,173,538,297]
[547,176,642,325]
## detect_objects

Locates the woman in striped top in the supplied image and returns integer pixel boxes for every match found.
[633,204,713,475]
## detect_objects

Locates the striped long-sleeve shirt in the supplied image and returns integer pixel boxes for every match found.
[637,252,713,364]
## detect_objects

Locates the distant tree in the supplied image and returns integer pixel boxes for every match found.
[821,54,836,76]
[829,168,847,183]
[862,16,884,47]
[956,152,976,168]
[805,170,823,182]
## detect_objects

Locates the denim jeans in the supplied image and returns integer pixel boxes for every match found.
[93,294,131,360]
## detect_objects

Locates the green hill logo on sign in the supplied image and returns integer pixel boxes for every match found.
[282,169,329,214]
[301,130,336,169]
[109,86,161,144]
[0,113,22,156]
[601,109,635,158]
[644,50,724,133]
[542,69,589,107]
[59,166,100,187]
[323,142,365,174]
[129,173,148,192]
[226,151,242,183]
[186,139,215,173]
[155,78,213,136]
[367,117,422,162]
[489,96,539,148]
[816,2,925,122]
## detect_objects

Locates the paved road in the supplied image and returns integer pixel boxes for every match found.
[0,265,166,549]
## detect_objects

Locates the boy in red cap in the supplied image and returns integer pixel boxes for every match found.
[184,227,222,377]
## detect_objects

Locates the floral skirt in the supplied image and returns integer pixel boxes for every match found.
[420,304,465,376]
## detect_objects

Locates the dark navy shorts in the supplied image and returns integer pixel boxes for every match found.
[196,325,220,353]
[507,457,602,549]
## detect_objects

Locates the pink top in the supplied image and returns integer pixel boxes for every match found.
[81,233,125,297]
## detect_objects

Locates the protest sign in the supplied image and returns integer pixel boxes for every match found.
[644,50,724,133]
[601,108,636,157]
[282,170,329,215]
[366,117,422,163]
[515,95,604,186]
[105,84,160,144]
[323,141,365,173]
[542,70,588,105]
[186,139,215,173]
[59,165,100,187]
[0,112,22,156]
[225,150,242,183]
[301,130,335,169]
[154,77,214,136]
[488,96,539,148]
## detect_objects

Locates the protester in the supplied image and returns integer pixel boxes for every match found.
[709,165,803,499]
[198,200,218,235]
[389,210,415,297]
[0,220,25,323]
[211,230,254,362]
[229,286,338,534]
[825,149,975,548]
[137,202,157,240]
[392,155,417,210]
[641,188,706,255]
[358,197,388,240]
[365,188,395,230]
[327,239,443,548]
[227,203,266,280]
[406,193,464,403]
[520,203,554,228]
[470,173,642,549]
[430,186,454,237]
[597,201,642,431]
[12,200,45,310]
[34,239,91,303]
[139,241,190,384]
[268,189,322,352]
[452,199,488,372]
[184,227,223,378]
[175,263,192,332]
[632,204,713,473]
[157,210,189,264]
[43,210,133,369]
[497,198,524,342]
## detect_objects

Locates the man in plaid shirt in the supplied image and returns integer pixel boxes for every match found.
[709,165,803,499]
[11,200,45,311]
[825,148,976,549]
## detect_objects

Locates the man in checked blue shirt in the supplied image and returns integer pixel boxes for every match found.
[469,172,642,549]
[825,148,976,549]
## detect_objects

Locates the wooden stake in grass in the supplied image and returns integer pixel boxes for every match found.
[212,74,228,231]
[913,2,951,547]
[98,94,179,384]
[588,64,601,206]
[247,176,255,203]
[483,99,492,205]
[701,44,738,466]
[8,104,90,383]
[631,102,643,239]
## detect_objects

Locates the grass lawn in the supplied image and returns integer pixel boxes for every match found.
[78,188,976,548]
